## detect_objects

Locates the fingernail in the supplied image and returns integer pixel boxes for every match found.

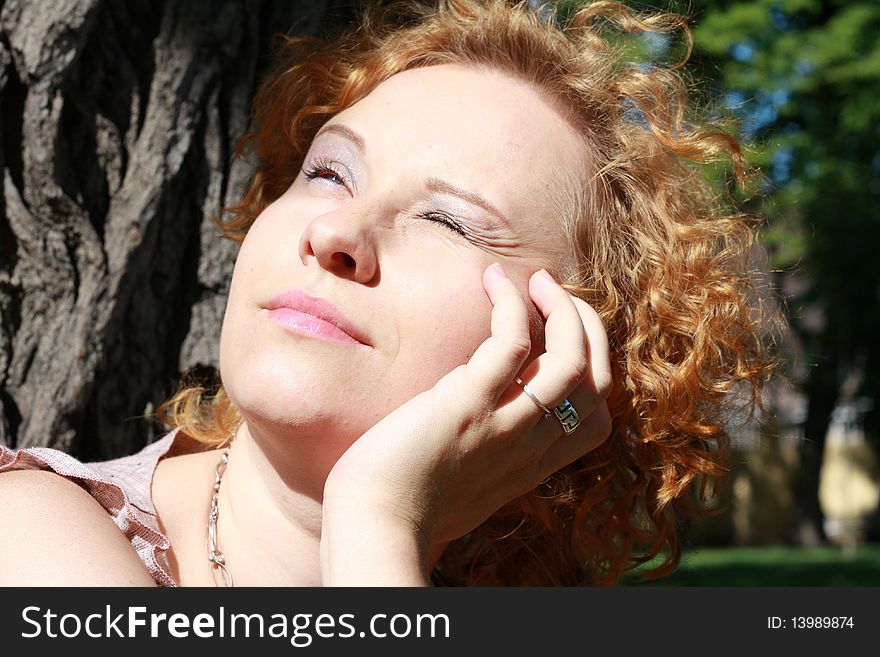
[538,269,555,282]
[490,263,508,278]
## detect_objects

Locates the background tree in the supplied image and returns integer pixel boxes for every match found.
[0,0,360,459]
[678,0,880,544]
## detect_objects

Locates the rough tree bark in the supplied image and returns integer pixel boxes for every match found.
[0,0,358,459]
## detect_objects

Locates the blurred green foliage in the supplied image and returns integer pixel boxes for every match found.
[690,0,880,273]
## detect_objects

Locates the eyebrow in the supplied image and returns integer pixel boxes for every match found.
[315,123,366,152]
[314,122,510,228]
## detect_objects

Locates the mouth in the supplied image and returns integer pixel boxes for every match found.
[261,289,371,347]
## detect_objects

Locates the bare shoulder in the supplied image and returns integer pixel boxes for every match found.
[0,469,156,586]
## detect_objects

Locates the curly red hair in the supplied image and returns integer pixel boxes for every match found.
[158,0,781,585]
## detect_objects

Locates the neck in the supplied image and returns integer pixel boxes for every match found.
[214,420,447,586]
[215,421,328,585]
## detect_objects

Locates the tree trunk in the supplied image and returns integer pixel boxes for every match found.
[0,0,357,459]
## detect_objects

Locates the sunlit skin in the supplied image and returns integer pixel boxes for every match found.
[149,63,613,586]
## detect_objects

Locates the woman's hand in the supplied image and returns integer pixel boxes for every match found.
[320,263,613,585]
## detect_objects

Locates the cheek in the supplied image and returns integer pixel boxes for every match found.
[238,188,331,258]
[229,210,294,282]
[391,261,548,381]
[391,260,492,377]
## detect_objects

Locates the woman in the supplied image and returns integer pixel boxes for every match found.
[0,0,776,586]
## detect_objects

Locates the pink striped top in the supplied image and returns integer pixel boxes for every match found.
[0,429,184,587]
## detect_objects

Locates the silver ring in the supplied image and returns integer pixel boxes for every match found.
[515,378,581,436]
[516,377,551,415]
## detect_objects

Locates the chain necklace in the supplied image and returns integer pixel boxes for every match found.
[208,449,233,587]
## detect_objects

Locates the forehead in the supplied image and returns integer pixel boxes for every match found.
[332,64,588,245]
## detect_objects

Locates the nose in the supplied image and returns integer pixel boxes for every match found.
[298,205,379,285]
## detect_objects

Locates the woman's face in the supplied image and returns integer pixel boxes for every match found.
[220,63,588,446]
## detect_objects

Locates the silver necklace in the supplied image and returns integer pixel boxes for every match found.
[208,450,233,587]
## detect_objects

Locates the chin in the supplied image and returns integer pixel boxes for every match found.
[220,352,384,443]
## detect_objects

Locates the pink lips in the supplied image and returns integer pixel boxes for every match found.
[262,289,370,346]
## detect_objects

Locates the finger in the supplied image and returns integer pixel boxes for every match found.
[569,296,613,401]
[524,297,613,437]
[509,270,588,413]
[517,296,613,447]
[464,263,532,398]
[530,381,605,442]
[529,270,588,366]
[536,402,612,480]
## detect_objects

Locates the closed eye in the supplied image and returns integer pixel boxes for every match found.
[414,210,467,236]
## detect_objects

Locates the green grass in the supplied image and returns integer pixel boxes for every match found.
[622,544,880,586]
